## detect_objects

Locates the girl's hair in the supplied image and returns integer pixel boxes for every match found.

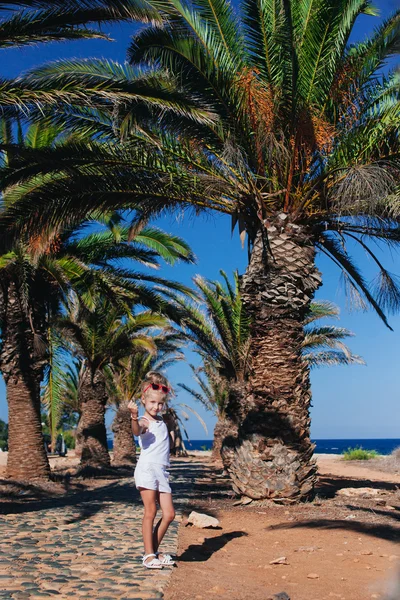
[141,371,173,399]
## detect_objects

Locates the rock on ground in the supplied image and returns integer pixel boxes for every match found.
[187,511,220,528]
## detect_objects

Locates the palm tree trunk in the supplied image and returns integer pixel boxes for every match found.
[80,371,110,468]
[74,412,83,458]
[221,223,322,502]
[172,427,188,457]
[211,415,238,463]
[0,282,50,480]
[111,401,136,466]
[166,408,188,457]
[6,374,50,480]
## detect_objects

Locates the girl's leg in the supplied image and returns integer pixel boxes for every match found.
[152,492,175,556]
[139,488,158,560]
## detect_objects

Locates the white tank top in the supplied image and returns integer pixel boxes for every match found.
[137,416,170,467]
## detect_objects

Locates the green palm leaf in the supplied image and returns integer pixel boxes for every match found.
[41,330,69,447]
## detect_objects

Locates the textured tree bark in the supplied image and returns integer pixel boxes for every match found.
[165,408,188,457]
[111,401,136,466]
[74,413,83,459]
[221,221,322,503]
[172,427,188,456]
[0,282,50,480]
[211,415,238,464]
[79,371,111,468]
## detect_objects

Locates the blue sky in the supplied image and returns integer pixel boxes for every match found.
[0,1,399,440]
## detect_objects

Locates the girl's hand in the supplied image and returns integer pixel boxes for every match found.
[128,400,139,419]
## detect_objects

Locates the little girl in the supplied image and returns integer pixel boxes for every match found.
[128,371,176,569]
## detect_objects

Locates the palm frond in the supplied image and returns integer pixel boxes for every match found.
[173,402,208,434]
[304,350,365,368]
[0,1,161,50]
[316,232,392,329]
[41,330,69,445]
[305,300,339,324]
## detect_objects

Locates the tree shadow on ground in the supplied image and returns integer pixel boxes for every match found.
[0,478,138,518]
[267,518,400,542]
[72,464,135,479]
[344,504,400,521]
[316,475,400,499]
[177,531,248,562]
[0,459,219,523]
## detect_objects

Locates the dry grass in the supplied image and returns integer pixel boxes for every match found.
[352,447,400,475]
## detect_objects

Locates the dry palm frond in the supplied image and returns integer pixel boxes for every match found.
[340,270,369,313]
[330,162,399,215]
[372,269,400,314]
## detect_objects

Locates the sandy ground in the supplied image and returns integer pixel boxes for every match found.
[316,454,400,484]
[164,454,400,600]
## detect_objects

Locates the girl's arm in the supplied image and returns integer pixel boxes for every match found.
[131,416,148,436]
[128,401,148,436]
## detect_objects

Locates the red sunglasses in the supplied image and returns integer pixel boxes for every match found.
[143,383,170,394]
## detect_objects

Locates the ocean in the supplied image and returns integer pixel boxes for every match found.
[108,438,400,455]
[181,438,400,455]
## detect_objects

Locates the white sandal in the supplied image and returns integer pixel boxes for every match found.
[156,552,175,566]
[142,553,163,569]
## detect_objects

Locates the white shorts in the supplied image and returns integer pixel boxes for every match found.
[134,461,171,494]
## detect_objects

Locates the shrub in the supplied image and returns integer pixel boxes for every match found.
[63,431,76,450]
[390,446,400,461]
[342,446,379,461]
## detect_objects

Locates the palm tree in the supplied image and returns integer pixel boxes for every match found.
[41,329,71,454]
[177,273,363,470]
[0,0,161,110]
[126,3,400,501]
[56,358,86,458]
[0,120,195,480]
[2,3,399,500]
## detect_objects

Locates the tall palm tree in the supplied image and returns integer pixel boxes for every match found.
[178,272,363,467]
[41,329,71,453]
[2,3,399,500]
[128,3,400,501]
[55,357,85,457]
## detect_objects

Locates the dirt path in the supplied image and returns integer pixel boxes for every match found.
[165,456,400,600]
